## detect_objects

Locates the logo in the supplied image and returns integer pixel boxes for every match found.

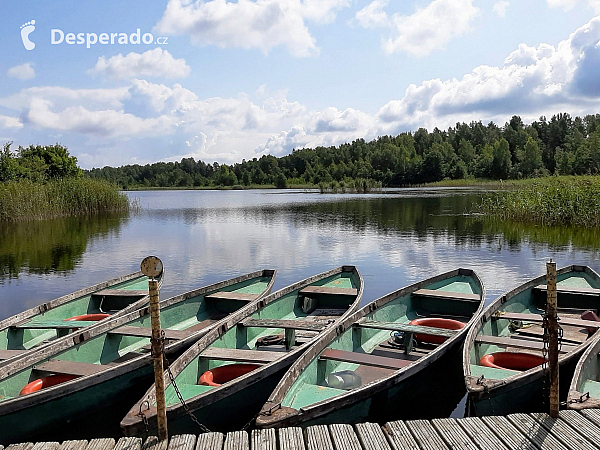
[20,20,36,50]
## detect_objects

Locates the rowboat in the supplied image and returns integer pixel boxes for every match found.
[253,268,483,428]
[120,266,362,436]
[0,269,275,445]
[567,332,600,409]
[0,270,164,367]
[464,265,600,416]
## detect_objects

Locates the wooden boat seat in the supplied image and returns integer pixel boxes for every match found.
[355,320,458,338]
[239,318,327,332]
[474,335,576,353]
[11,320,97,330]
[0,349,25,360]
[109,326,190,340]
[299,286,358,296]
[34,359,106,376]
[412,289,480,302]
[319,349,412,370]
[93,289,148,297]
[533,285,600,296]
[204,292,259,302]
[492,312,600,329]
[199,347,280,364]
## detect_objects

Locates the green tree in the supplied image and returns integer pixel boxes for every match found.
[491,139,512,179]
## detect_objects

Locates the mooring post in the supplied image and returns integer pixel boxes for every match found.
[547,259,559,418]
[141,256,168,441]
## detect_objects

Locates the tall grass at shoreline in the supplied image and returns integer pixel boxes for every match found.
[0,178,134,222]
[475,176,600,227]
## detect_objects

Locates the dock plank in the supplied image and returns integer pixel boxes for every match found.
[223,431,249,450]
[59,441,88,450]
[141,437,167,450]
[114,437,142,450]
[383,421,420,450]
[355,422,391,450]
[6,444,33,450]
[278,427,305,450]
[506,413,569,450]
[481,416,537,450]
[329,424,362,450]
[305,425,334,450]
[405,420,449,450]
[431,418,479,450]
[31,444,60,450]
[580,409,600,428]
[167,435,196,450]
[195,433,224,450]
[457,417,509,450]
[559,411,600,445]
[84,439,115,450]
[529,412,599,450]
[250,429,276,450]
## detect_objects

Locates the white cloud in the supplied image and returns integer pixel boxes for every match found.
[154,0,349,57]
[0,115,23,129]
[547,0,600,13]
[492,1,510,17]
[89,48,191,80]
[355,0,479,57]
[7,63,35,80]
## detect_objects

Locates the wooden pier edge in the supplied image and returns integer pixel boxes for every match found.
[7,410,600,450]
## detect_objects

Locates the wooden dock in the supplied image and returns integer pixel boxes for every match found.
[5,409,600,450]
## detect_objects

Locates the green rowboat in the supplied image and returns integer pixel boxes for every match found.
[568,327,600,409]
[464,265,600,416]
[254,268,483,428]
[0,269,275,445]
[0,270,164,367]
[120,266,362,436]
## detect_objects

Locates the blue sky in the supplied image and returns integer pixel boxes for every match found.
[1,0,600,168]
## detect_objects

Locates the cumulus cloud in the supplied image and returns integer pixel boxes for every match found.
[492,1,510,17]
[154,0,349,57]
[89,48,191,80]
[355,0,479,57]
[7,63,35,80]
[0,115,23,129]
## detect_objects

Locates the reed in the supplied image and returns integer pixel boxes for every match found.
[0,178,134,222]
[474,176,600,226]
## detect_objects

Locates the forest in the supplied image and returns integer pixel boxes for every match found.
[81,112,600,188]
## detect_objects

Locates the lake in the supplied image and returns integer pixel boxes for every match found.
[1,187,599,429]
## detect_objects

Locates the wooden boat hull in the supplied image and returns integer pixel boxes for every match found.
[567,333,600,410]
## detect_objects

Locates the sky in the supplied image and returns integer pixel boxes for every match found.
[1,0,600,169]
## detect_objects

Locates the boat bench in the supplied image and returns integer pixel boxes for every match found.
[533,285,600,296]
[412,289,480,302]
[492,312,600,329]
[299,286,358,297]
[109,326,191,340]
[11,320,96,330]
[199,347,280,364]
[319,348,411,370]
[240,318,327,332]
[0,349,24,360]
[93,289,148,297]
[205,292,260,302]
[474,335,576,353]
[34,359,106,376]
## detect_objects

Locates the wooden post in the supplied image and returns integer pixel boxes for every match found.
[547,259,559,418]
[141,256,168,441]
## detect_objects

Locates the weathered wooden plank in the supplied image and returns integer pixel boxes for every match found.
[6,444,34,450]
[405,420,450,450]
[413,289,480,301]
[431,419,479,450]
[195,433,224,450]
[559,410,600,445]
[355,422,391,450]
[85,439,116,450]
[251,429,276,450]
[383,420,420,450]
[12,321,95,330]
[506,413,569,450]
[223,431,249,450]
[493,312,600,330]
[34,359,106,376]
[0,349,24,360]
[114,437,142,450]
[305,425,334,450]
[357,321,458,338]
[580,409,600,428]
[457,417,509,450]
[320,349,412,370]
[205,292,258,302]
[109,326,190,340]
[240,319,326,332]
[94,289,148,297]
[167,435,196,450]
[200,347,280,363]
[328,424,362,450]
[480,416,537,450]
[474,335,575,353]
[278,427,305,450]
[31,443,60,450]
[534,285,600,296]
[59,441,88,450]
[529,412,599,450]
[141,436,168,450]
[299,286,358,297]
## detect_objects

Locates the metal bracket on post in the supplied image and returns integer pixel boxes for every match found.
[141,256,168,441]
[546,259,559,418]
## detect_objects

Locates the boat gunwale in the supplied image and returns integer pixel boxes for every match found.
[0,269,276,415]
[255,267,485,428]
[463,264,600,399]
[567,328,600,409]
[120,265,363,435]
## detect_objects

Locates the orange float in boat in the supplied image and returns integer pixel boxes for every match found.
[198,364,260,387]
[19,374,79,396]
[479,352,546,371]
[65,314,110,321]
[409,317,465,344]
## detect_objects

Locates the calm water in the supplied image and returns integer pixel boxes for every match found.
[2,188,600,429]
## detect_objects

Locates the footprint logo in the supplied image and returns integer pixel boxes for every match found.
[20,20,36,50]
